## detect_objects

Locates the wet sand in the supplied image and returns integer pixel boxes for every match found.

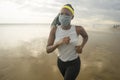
[0,28,120,80]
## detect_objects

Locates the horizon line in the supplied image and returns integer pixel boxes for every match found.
[0,23,51,25]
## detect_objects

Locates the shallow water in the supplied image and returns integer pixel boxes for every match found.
[0,25,120,80]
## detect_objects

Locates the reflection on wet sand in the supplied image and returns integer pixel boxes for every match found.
[0,29,120,80]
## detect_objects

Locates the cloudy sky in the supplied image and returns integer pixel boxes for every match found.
[0,0,120,25]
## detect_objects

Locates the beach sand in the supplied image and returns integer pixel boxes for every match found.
[0,27,120,80]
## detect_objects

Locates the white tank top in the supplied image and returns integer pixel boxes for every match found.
[55,25,79,62]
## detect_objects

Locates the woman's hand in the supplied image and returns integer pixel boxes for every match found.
[75,45,83,54]
[56,36,71,46]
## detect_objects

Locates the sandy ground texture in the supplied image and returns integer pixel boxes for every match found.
[0,27,120,80]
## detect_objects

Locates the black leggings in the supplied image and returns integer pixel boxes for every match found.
[57,57,81,80]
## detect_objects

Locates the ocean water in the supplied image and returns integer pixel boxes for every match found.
[0,24,50,48]
[0,24,120,80]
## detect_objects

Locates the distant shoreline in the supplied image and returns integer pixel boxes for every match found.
[0,23,51,25]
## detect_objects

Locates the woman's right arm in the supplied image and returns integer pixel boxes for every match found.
[46,27,70,54]
[46,27,58,53]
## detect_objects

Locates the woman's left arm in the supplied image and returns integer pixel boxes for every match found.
[75,26,88,53]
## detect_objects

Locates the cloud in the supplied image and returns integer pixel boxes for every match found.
[0,0,62,23]
[0,0,120,25]
[66,0,120,25]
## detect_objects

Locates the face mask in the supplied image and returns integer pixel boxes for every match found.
[59,14,72,26]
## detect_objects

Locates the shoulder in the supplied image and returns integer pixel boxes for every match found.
[75,25,85,35]
[75,25,84,31]
[51,26,57,31]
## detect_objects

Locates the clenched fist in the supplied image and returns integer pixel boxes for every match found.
[56,36,71,46]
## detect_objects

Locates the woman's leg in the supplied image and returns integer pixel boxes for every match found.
[57,58,66,77]
[64,57,81,80]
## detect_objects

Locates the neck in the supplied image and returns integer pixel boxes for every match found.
[61,24,71,30]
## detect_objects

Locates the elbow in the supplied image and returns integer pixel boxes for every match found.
[84,35,88,41]
[46,50,51,54]
[86,33,89,40]
[83,35,88,43]
[46,44,56,54]
[86,35,88,40]
[46,47,52,54]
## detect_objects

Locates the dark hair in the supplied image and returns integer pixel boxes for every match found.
[51,4,74,27]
